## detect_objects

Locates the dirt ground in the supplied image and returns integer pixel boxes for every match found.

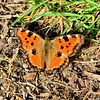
[0,1,100,100]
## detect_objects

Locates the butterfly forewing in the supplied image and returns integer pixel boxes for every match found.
[51,34,84,57]
[16,28,44,51]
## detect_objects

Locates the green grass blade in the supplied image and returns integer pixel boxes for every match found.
[86,38,99,43]
[72,15,92,33]
[45,17,59,36]
[10,1,48,27]
[86,0,99,7]
[39,12,82,17]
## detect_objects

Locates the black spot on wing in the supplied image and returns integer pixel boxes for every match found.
[32,49,36,55]
[59,39,62,43]
[26,41,29,43]
[69,43,71,45]
[33,36,37,40]
[61,46,64,49]
[25,38,27,40]
[31,42,34,46]
[63,36,69,41]
[57,52,62,57]
[27,32,33,37]
[21,29,26,32]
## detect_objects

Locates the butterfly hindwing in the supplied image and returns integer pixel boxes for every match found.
[46,49,69,71]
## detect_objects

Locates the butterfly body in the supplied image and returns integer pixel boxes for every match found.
[15,28,84,71]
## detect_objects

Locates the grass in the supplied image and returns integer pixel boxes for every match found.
[10,0,100,42]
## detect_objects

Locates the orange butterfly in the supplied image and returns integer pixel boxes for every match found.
[15,28,84,72]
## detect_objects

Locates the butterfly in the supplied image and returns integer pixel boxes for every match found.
[15,28,84,72]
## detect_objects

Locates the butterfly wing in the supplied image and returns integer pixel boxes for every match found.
[16,28,44,51]
[51,34,84,57]
[27,47,45,70]
[46,34,84,70]
[46,48,69,71]
[15,28,45,70]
